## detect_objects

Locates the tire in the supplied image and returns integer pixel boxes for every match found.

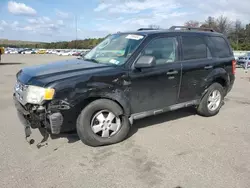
[197,83,225,117]
[76,99,130,147]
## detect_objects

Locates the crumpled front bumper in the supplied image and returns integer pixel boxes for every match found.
[13,93,64,145]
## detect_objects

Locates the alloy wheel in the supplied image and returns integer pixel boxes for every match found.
[207,90,222,111]
[90,110,121,138]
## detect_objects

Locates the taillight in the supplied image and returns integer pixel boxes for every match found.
[232,60,236,74]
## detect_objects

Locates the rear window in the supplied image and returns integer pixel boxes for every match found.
[209,36,231,58]
[182,36,208,60]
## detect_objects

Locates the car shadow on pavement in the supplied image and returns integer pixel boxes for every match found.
[0,62,23,65]
[45,107,197,146]
[34,129,79,149]
[127,107,197,139]
[50,131,80,144]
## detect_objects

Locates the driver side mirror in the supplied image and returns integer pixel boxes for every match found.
[134,55,156,69]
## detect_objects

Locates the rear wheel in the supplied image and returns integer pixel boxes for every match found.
[76,99,130,147]
[197,83,224,117]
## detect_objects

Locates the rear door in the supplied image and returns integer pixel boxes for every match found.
[178,34,214,103]
[206,35,236,85]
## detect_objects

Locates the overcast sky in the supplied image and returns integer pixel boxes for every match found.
[0,0,250,42]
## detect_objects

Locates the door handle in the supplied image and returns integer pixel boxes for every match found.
[204,65,213,69]
[166,70,178,75]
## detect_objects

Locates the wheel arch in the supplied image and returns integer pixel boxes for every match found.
[72,89,131,117]
[200,68,230,98]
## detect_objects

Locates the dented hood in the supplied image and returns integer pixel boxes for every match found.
[17,59,116,86]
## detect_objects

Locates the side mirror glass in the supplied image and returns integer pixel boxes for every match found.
[134,55,156,69]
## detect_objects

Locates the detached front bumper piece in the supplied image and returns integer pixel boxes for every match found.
[13,95,34,144]
[48,112,63,134]
[13,94,64,145]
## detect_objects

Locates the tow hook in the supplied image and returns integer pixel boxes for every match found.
[36,127,49,149]
[24,126,35,145]
[24,125,50,148]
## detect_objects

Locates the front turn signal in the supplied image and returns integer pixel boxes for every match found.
[44,88,55,100]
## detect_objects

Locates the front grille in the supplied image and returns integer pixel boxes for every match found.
[14,80,28,105]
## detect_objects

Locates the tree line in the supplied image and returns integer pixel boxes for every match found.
[184,16,250,51]
[1,38,105,49]
[1,15,250,50]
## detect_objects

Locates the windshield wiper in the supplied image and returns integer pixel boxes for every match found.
[83,58,99,64]
[83,57,118,66]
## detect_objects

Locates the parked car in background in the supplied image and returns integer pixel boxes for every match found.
[46,50,53,54]
[58,50,71,56]
[79,51,88,57]
[18,48,32,54]
[18,49,24,54]
[23,50,36,54]
[69,50,76,56]
[51,50,58,54]
[5,49,18,54]
[72,51,81,56]
[236,52,250,69]
[37,49,47,54]
[56,50,63,56]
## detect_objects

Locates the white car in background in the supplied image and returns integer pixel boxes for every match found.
[56,51,62,56]
[6,50,18,54]
[69,50,77,56]
[57,50,71,56]
[46,50,52,54]
[23,50,35,54]
[51,50,58,54]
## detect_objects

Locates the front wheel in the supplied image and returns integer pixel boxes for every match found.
[76,99,130,147]
[197,83,224,117]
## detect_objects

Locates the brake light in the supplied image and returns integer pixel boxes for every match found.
[232,60,236,74]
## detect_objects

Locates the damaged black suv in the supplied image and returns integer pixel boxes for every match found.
[13,26,236,147]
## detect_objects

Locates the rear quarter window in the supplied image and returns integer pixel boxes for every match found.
[208,36,231,58]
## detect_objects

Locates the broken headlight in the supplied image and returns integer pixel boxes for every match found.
[26,86,55,104]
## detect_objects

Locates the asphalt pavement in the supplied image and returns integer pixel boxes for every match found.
[0,54,250,188]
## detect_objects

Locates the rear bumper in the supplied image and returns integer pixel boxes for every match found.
[227,74,235,94]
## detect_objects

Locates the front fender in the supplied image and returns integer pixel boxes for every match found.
[88,88,131,116]
[69,85,131,116]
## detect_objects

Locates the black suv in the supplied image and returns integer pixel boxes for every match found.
[13,26,236,147]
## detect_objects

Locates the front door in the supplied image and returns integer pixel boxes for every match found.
[128,36,182,114]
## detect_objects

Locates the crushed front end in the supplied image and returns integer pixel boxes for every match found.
[13,80,66,146]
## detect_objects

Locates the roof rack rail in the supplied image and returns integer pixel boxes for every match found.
[169,26,214,32]
[137,28,159,31]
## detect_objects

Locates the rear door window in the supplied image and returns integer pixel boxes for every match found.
[208,36,231,58]
[182,36,208,60]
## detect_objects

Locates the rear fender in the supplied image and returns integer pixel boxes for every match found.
[199,68,229,98]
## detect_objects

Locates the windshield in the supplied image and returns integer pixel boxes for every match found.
[84,33,144,65]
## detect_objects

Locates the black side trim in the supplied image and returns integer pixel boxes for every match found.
[130,100,199,121]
